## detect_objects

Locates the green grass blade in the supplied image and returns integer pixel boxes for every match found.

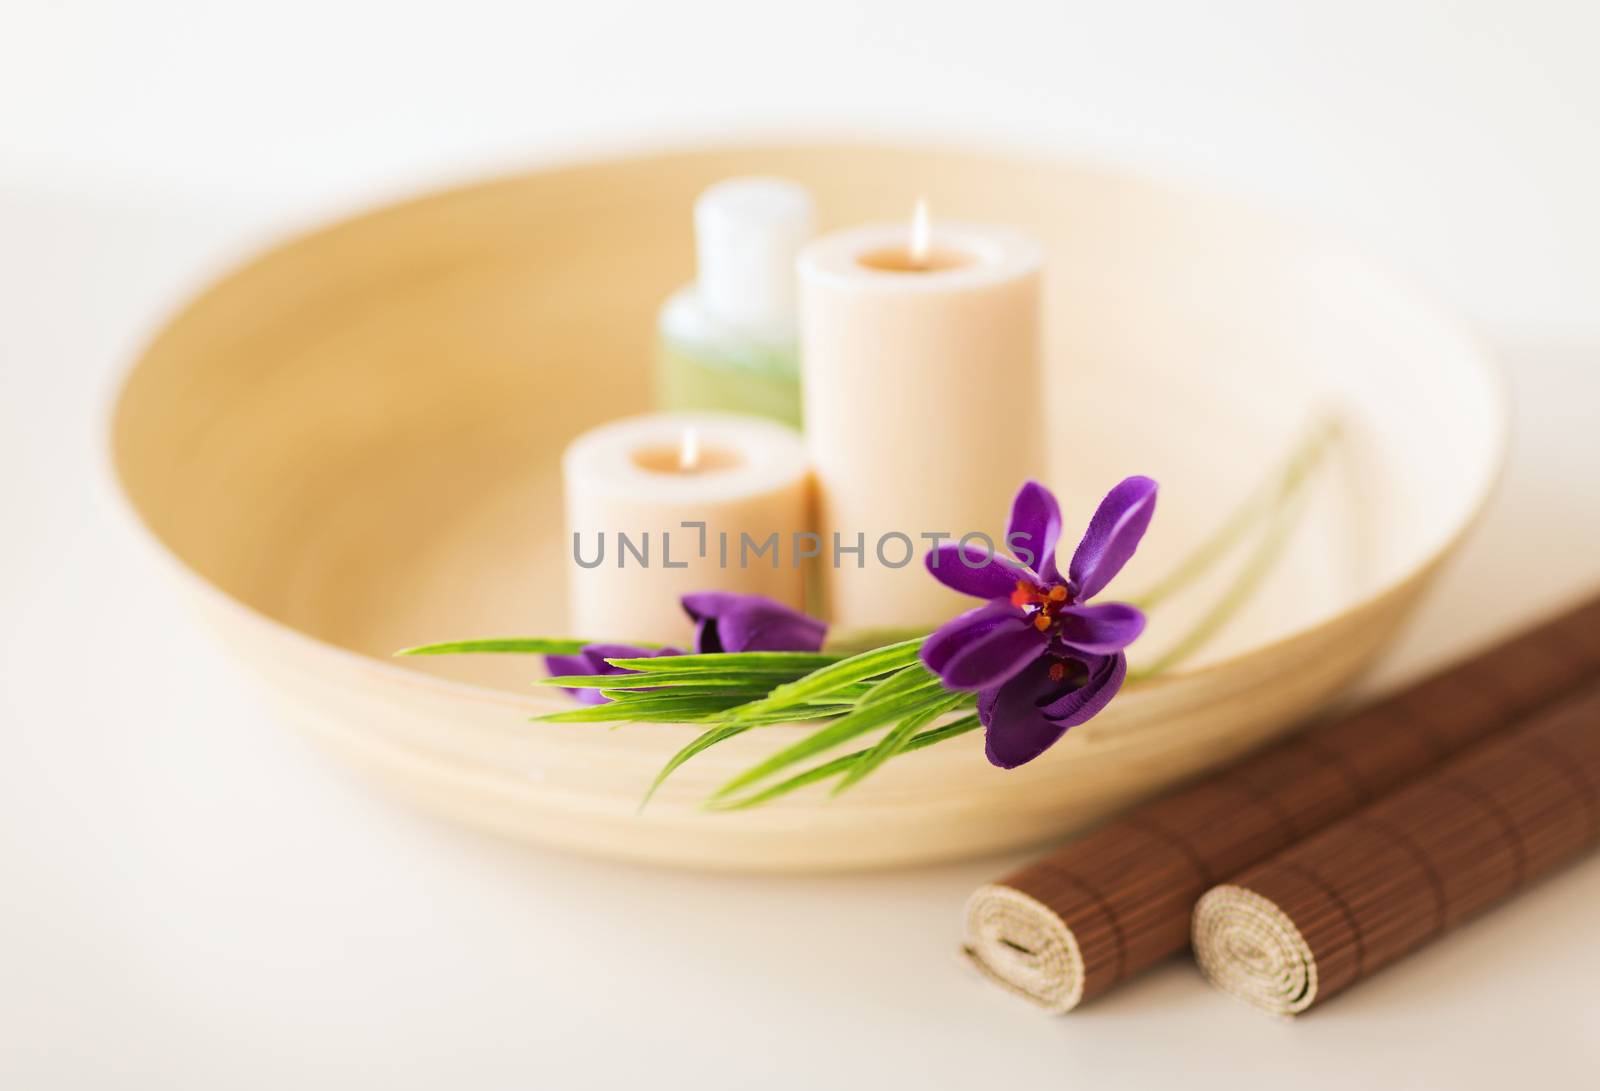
[707,753,858,810]
[541,670,804,690]
[639,723,754,810]
[725,638,927,721]
[832,693,969,795]
[604,652,840,674]
[1131,417,1331,681]
[598,686,772,701]
[1131,477,1312,680]
[398,637,644,656]
[1128,413,1339,612]
[712,707,850,726]
[799,683,876,703]
[711,686,955,799]
[540,693,858,726]
[855,662,942,707]
[709,713,982,810]
[903,711,983,750]
[536,695,750,723]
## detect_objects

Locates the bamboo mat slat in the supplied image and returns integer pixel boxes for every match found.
[963,597,1600,1013]
[1192,680,1600,1015]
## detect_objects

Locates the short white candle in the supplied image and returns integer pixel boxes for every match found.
[798,207,1045,634]
[562,413,810,645]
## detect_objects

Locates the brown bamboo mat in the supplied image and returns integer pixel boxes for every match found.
[964,597,1600,1013]
[1192,679,1600,1015]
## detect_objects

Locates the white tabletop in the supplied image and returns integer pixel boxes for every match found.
[5,3,1600,1086]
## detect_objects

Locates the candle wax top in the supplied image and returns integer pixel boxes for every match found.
[562,412,808,502]
[797,221,1044,293]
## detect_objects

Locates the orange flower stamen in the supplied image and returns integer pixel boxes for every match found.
[1013,580,1073,635]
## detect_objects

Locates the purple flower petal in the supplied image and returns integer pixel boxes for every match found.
[929,608,1048,692]
[543,652,612,706]
[543,653,592,678]
[978,652,1126,768]
[1037,652,1127,727]
[1054,602,1146,655]
[1007,480,1063,581]
[1068,476,1158,601]
[679,591,748,627]
[978,658,1074,769]
[922,601,1026,676]
[681,591,826,654]
[924,544,1037,600]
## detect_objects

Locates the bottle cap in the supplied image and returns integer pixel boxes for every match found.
[694,177,816,337]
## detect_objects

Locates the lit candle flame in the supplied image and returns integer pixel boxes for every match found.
[909,197,931,267]
[678,427,701,472]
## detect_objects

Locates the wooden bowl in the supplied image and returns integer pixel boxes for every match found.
[110,144,1505,871]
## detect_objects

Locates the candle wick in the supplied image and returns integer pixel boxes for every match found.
[678,428,701,473]
[909,198,931,268]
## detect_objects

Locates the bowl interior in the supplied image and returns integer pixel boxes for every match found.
[111,144,1503,698]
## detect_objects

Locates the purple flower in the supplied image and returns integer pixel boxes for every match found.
[544,643,684,706]
[920,477,1156,768]
[681,591,828,654]
[545,592,827,703]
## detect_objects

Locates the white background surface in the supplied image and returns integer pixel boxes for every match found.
[4,2,1600,1087]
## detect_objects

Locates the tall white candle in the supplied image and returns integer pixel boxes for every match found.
[563,412,810,645]
[798,211,1044,634]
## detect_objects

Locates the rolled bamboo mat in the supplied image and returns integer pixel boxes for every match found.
[964,597,1600,1013]
[1192,680,1600,1015]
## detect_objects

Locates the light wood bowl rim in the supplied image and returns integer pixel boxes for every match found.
[106,139,1511,719]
